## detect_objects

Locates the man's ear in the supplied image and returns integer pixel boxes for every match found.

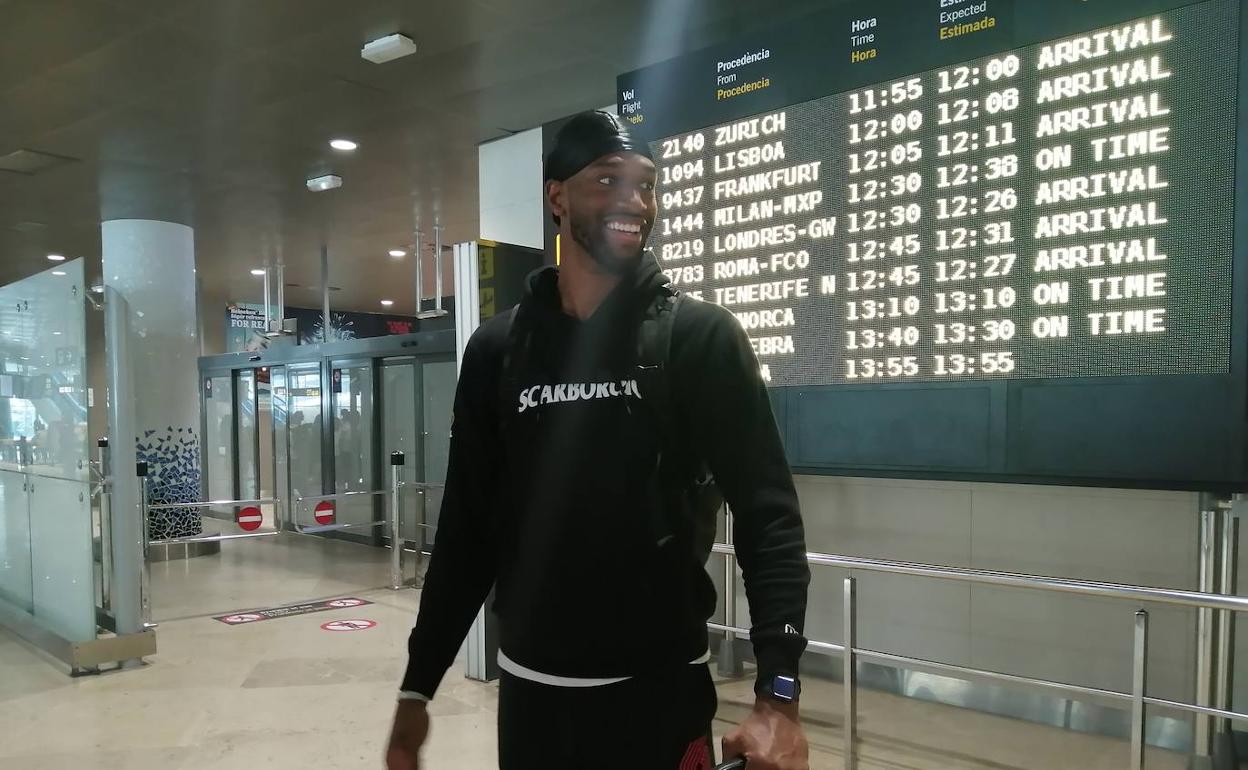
[545,179,566,224]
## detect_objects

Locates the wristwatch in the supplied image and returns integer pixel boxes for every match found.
[759,673,801,703]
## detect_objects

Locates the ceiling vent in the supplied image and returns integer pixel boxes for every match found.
[0,149,79,175]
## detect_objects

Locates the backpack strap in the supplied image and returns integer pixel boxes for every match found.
[635,288,682,446]
[635,289,689,549]
[498,304,527,427]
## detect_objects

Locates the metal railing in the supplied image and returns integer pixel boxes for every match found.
[710,541,1248,770]
[133,451,442,593]
[291,489,390,535]
[395,478,444,554]
[146,496,284,546]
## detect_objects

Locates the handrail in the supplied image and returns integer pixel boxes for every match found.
[710,543,1248,769]
[710,544,1248,614]
[146,496,283,547]
[295,489,387,504]
[150,531,281,547]
[148,496,276,512]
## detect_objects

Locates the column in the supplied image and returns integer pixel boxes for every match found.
[102,220,202,539]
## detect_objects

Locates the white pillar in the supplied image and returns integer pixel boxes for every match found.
[102,220,203,540]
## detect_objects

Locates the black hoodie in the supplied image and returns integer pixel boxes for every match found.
[400,252,810,695]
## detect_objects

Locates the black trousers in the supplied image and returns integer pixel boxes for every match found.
[497,664,718,770]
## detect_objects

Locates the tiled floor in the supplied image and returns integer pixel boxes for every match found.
[1,535,1190,769]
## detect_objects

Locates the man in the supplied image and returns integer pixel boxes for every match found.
[387,110,811,770]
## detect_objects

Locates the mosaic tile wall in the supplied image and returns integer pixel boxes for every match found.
[136,426,202,540]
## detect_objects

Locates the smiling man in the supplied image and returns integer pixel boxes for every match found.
[386,110,811,770]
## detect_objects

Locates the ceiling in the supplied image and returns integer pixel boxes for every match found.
[0,0,835,318]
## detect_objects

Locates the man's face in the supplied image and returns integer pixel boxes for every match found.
[559,153,658,275]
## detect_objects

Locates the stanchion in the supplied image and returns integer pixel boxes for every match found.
[1130,610,1149,770]
[1196,499,1219,762]
[717,505,743,677]
[1215,507,1239,767]
[844,576,858,770]
[390,451,406,590]
[136,461,152,628]
[98,437,112,614]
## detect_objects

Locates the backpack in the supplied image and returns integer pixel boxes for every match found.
[499,287,724,558]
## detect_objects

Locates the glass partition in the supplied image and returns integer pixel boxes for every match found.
[0,470,33,613]
[0,259,95,642]
[420,360,456,549]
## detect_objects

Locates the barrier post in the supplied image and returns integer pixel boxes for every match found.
[390,451,406,590]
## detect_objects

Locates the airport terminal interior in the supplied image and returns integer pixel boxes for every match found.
[4,0,1248,768]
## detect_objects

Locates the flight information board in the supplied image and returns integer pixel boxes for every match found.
[623,0,1238,387]
[619,0,1248,487]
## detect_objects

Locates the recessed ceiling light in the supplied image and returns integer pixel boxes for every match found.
[250,269,266,276]
[51,270,66,276]
[380,299,394,307]
[330,139,358,152]
[47,254,65,262]
[389,249,406,257]
[52,331,62,336]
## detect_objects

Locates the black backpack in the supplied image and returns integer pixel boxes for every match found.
[499,287,724,559]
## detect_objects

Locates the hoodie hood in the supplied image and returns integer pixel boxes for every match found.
[511,248,671,381]
[521,248,671,323]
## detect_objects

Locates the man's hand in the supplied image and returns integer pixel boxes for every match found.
[722,697,809,770]
[386,700,430,770]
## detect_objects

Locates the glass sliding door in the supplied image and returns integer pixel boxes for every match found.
[256,367,276,529]
[236,369,258,501]
[381,360,419,544]
[285,364,324,528]
[203,373,235,508]
[331,361,376,536]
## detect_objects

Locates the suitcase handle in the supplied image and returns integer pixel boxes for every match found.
[715,760,747,770]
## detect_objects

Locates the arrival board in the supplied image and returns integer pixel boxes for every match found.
[620,0,1239,388]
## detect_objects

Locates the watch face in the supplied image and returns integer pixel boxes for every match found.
[772,675,798,701]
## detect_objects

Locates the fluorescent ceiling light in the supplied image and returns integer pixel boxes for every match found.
[389,249,406,257]
[380,299,394,306]
[47,254,65,262]
[250,269,266,276]
[51,271,66,276]
[306,174,342,192]
[330,139,358,151]
[361,34,418,64]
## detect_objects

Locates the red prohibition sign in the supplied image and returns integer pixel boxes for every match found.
[321,619,377,632]
[314,500,336,526]
[236,506,263,531]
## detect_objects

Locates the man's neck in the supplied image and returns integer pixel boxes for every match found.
[557,247,624,320]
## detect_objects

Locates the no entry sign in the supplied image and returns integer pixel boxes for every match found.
[321,619,377,632]
[221,613,263,625]
[236,506,263,531]
[314,500,336,526]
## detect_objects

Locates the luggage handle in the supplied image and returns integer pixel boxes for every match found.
[715,760,747,770]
